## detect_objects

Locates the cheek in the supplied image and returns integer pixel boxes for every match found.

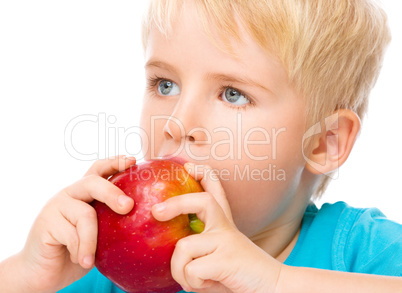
[212,117,307,235]
[239,128,286,162]
[219,152,305,236]
[139,98,171,160]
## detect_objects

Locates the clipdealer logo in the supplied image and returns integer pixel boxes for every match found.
[63,112,340,181]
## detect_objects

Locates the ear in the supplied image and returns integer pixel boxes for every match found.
[304,110,361,175]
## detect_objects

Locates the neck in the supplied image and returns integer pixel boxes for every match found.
[251,169,318,262]
[250,207,305,262]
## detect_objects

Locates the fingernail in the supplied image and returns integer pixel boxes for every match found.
[153,202,166,213]
[118,195,132,207]
[184,162,194,172]
[123,155,136,161]
[83,255,94,267]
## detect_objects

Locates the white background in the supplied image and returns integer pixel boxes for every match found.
[0,1,401,262]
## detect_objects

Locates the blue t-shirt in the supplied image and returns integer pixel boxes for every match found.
[59,202,402,292]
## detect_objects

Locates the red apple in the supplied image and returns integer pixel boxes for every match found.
[93,159,204,293]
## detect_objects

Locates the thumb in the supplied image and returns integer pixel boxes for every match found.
[184,163,233,224]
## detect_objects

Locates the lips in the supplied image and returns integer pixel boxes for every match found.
[158,154,189,166]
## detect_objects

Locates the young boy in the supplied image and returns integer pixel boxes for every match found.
[1,0,401,292]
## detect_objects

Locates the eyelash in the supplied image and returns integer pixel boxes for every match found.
[146,75,168,91]
[146,75,254,110]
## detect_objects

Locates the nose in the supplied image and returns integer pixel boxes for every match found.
[163,92,208,143]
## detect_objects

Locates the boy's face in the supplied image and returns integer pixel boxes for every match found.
[140,2,310,238]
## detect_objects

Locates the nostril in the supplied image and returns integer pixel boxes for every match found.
[188,136,195,142]
[164,129,173,139]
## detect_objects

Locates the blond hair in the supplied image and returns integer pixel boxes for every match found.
[142,0,391,198]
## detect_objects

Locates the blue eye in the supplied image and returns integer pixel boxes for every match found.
[158,80,180,96]
[221,87,250,106]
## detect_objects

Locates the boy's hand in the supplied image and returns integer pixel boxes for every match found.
[18,156,136,293]
[152,163,283,293]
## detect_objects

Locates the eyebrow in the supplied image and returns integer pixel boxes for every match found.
[145,59,273,94]
[145,60,176,73]
[205,73,272,94]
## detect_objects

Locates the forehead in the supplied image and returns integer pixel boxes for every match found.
[142,0,285,54]
[144,1,290,98]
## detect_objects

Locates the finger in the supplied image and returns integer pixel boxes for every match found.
[184,256,227,291]
[176,237,230,291]
[171,233,216,290]
[64,175,134,214]
[44,210,80,264]
[58,198,98,268]
[184,163,233,223]
[151,192,229,230]
[84,155,136,179]
[190,280,226,293]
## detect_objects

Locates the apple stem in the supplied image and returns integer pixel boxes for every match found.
[188,213,205,233]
